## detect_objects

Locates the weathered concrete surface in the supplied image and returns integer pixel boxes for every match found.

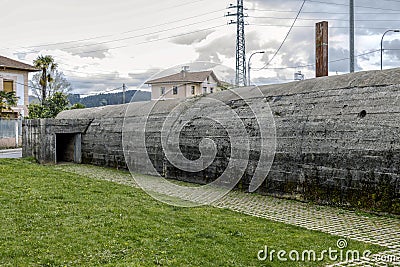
[23,119,93,164]
[24,68,400,213]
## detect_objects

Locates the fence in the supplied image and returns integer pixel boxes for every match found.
[0,119,22,148]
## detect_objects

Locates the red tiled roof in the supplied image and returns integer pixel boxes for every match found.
[146,70,219,84]
[0,55,39,72]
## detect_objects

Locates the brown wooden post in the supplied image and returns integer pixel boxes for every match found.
[316,21,328,77]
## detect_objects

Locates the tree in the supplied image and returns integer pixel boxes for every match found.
[33,55,58,104]
[28,92,69,119]
[30,69,72,103]
[70,103,85,109]
[0,91,18,118]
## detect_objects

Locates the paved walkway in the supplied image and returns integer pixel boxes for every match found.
[0,148,22,158]
[56,164,400,267]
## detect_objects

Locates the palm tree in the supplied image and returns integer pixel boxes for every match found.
[33,55,58,104]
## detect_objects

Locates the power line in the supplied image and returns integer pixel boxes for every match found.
[12,23,225,61]
[134,24,225,45]
[248,8,400,15]
[249,24,400,30]
[257,0,306,71]
[10,17,224,56]
[254,49,380,71]
[30,49,386,96]
[250,16,400,22]
[61,67,160,77]
[306,0,400,12]
[7,24,224,80]
[0,7,225,52]
[13,81,42,90]
[358,0,400,3]
[50,24,224,79]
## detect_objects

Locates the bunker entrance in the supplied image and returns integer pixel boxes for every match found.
[56,133,82,163]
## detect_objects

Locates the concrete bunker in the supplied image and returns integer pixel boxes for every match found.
[22,68,400,214]
[56,133,82,163]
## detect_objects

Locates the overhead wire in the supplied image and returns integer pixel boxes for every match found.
[256,0,307,71]
[8,0,399,95]
[357,0,400,3]
[11,17,224,55]
[248,8,400,15]
[250,16,400,22]
[0,0,220,51]
[305,0,400,12]
[254,50,381,71]
[0,8,225,55]
[249,24,400,30]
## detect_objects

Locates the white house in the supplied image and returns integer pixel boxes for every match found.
[146,68,222,100]
[0,55,38,118]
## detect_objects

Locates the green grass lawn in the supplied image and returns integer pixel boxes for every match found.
[0,159,383,266]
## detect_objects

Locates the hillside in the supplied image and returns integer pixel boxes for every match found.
[29,90,151,108]
[68,90,151,108]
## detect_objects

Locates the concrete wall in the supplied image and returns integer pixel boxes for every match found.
[23,68,400,214]
[23,119,92,164]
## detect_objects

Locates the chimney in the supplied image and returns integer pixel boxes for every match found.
[181,66,190,78]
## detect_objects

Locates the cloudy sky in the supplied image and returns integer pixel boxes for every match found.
[1,0,400,96]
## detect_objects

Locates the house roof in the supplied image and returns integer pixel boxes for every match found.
[145,70,220,85]
[0,55,39,72]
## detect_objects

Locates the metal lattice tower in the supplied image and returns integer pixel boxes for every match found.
[226,0,247,86]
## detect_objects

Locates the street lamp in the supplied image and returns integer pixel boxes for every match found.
[381,29,400,70]
[248,51,265,86]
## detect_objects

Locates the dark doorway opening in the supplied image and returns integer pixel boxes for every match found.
[56,133,81,163]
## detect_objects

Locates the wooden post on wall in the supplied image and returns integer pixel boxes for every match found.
[316,21,328,77]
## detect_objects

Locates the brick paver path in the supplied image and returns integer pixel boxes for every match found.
[57,164,400,266]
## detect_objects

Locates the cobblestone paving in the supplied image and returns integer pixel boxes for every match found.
[56,164,400,267]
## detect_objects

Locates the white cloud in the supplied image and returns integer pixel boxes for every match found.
[1,0,400,95]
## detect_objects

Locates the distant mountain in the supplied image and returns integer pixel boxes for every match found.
[68,90,151,108]
[29,90,151,108]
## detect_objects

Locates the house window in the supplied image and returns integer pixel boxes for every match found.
[3,80,13,93]
[160,87,165,95]
[203,87,207,94]
[191,86,195,95]
[207,76,210,84]
[173,86,178,95]
[210,87,214,93]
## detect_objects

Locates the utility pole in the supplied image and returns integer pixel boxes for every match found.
[226,0,247,87]
[350,0,355,73]
[316,21,329,77]
[122,83,126,104]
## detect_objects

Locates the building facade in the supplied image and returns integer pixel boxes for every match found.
[0,55,38,117]
[146,69,221,100]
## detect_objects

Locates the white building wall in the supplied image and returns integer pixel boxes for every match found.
[0,70,29,117]
[151,83,188,100]
[150,74,220,100]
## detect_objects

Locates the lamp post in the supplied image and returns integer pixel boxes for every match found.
[381,29,400,70]
[248,51,265,86]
